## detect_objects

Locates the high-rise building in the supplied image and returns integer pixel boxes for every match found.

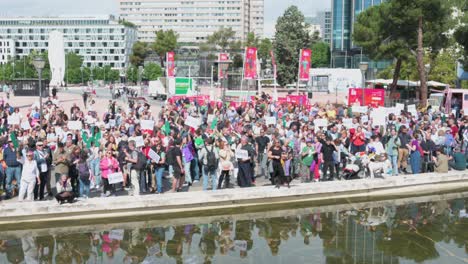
[331,0,388,69]
[305,11,332,46]
[0,15,137,70]
[117,0,264,43]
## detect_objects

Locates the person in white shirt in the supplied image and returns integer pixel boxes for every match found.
[18,151,40,202]
[367,135,385,155]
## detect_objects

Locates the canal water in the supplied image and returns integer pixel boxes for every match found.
[1,193,467,264]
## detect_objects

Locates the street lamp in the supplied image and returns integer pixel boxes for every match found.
[32,56,46,122]
[359,62,369,106]
[217,58,232,104]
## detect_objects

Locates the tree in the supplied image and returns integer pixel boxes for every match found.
[245,32,259,47]
[152,30,178,68]
[126,66,138,84]
[143,62,163,81]
[130,41,150,66]
[311,42,330,68]
[274,6,311,86]
[207,27,237,51]
[455,24,468,70]
[232,54,243,69]
[258,38,273,69]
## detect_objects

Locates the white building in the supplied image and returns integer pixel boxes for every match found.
[0,15,137,70]
[118,0,264,43]
[0,39,15,64]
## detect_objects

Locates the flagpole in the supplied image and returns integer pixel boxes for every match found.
[239,47,246,103]
[297,49,302,95]
[256,49,261,95]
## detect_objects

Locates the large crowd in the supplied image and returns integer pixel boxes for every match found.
[0,89,467,202]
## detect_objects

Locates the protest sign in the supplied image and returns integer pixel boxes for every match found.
[235,149,249,160]
[68,121,82,130]
[361,115,369,123]
[108,172,124,184]
[371,108,386,126]
[140,120,154,131]
[352,106,368,114]
[7,115,20,125]
[314,118,328,127]
[207,114,215,124]
[109,229,124,241]
[134,136,144,147]
[108,119,116,127]
[266,116,276,126]
[185,116,200,129]
[395,103,405,114]
[148,148,160,163]
[342,118,353,128]
[407,105,417,116]
[20,121,31,130]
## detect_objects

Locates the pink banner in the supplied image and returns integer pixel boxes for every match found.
[287,95,309,106]
[166,51,175,78]
[218,53,229,80]
[348,88,385,107]
[299,49,312,81]
[244,47,257,80]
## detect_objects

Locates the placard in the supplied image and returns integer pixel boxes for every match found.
[108,172,124,184]
[108,119,116,127]
[395,103,405,113]
[134,136,144,147]
[361,115,369,123]
[109,229,124,241]
[342,118,353,128]
[7,115,20,125]
[235,149,249,160]
[371,108,386,126]
[207,114,215,124]
[148,148,160,163]
[314,118,328,127]
[352,106,368,114]
[407,105,417,116]
[20,121,31,130]
[67,121,82,130]
[265,116,276,126]
[185,116,201,129]
[140,120,154,130]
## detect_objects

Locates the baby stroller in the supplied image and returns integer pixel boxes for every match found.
[343,153,367,180]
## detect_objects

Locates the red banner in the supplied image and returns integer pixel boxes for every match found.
[168,95,210,105]
[348,88,385,107]
[299,49,312,81]
[218,53,229,80]
[166,51,175,78]
[270,50,277,79]
[244,47,257,80]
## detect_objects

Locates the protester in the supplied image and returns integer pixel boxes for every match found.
[17,151,40,202]
[199,138,219,191]
[433,147,449,173]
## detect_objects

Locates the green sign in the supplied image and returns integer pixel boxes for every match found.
[175,78,193,95]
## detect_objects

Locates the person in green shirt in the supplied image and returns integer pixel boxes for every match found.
[449,148,467,171]
[300,139,315,182]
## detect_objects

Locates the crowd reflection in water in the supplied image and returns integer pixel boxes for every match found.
[0,198,467,263]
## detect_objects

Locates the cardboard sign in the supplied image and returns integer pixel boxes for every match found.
[134,136,144,147]
[185,116,201,129]
[407,105,417,116]
[109,229,124,241]
[265,116,276,126]
[314,118,328,127]
[207,114,215,124]
[108,172,124,184]
[20,121,31,130]
[140,120,154,131]
[371,108,386,126]
[361,115,369,123]
[235,149,249,160]
[7,115,20,125]
[342,118,353,128]
[148,148,160,163]
[108,119,116,127]
[352,106,368,114]
[395,103,405,113]
[67,121,82,130]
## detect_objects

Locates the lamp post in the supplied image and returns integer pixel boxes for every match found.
[138,65,143,86]
[32,56,46,122]
[359,62,369,106]
[217,59,231,103]
[80,66,84,85]
[12,62,15,79]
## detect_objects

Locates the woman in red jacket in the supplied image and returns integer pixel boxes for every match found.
[351,126,366,154]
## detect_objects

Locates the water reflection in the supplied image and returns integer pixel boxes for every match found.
[1,196,467,264]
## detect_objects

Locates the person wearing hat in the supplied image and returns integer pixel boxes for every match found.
[18,150,40,202]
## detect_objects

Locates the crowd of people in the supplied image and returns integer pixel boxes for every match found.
[0,89,467,202]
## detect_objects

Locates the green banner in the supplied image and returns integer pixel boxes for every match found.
[175,78,193,95]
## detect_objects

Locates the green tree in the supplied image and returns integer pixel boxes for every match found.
[143,62,163,81]
[207,27,237,51]
[152,30,178,68]
[130,41,150,66]
[245,32,259,47]
[258,38,273,69]
[274,6,311,86]
[311,42,330,68]
[232,54,243,69]
[126,66,138,84]
[455,24,468,70]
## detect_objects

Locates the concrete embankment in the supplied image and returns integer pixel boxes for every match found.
[1,171,467,230]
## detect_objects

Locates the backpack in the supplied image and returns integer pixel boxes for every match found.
[132,151,148,170]
[77,162,90,183]
[205,146,218,171]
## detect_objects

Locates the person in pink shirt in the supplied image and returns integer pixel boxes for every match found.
[100,150,120,197]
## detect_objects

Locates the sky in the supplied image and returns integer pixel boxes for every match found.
[0,0,330,37]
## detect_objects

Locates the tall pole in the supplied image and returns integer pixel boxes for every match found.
[297,49,302,94]
[361,70,365,106]
[239,47,246,102]
[210,65,213,90]
[38,69,43,121]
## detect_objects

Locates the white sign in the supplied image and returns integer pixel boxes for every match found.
[134,136,145,147]
[207,114,215,124]
[235,149,249,160]
[352,106,368,114]
[67,121,82,130]
[7,115,20,125]
[109,229,124,241]
[342,118,353,128]
[371,108,386,126]
[20,121,31,130]
[385,107,399,116]
[314,118,328,127]
[148,148,160,163]
[140,120,154,130]
[407,105,417,116]
[185,116,201,129]
[108,119,116,127]
[361,115,369,123]
[108,172,124,184]
[265,116,276,126]
[395,103,405,113]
